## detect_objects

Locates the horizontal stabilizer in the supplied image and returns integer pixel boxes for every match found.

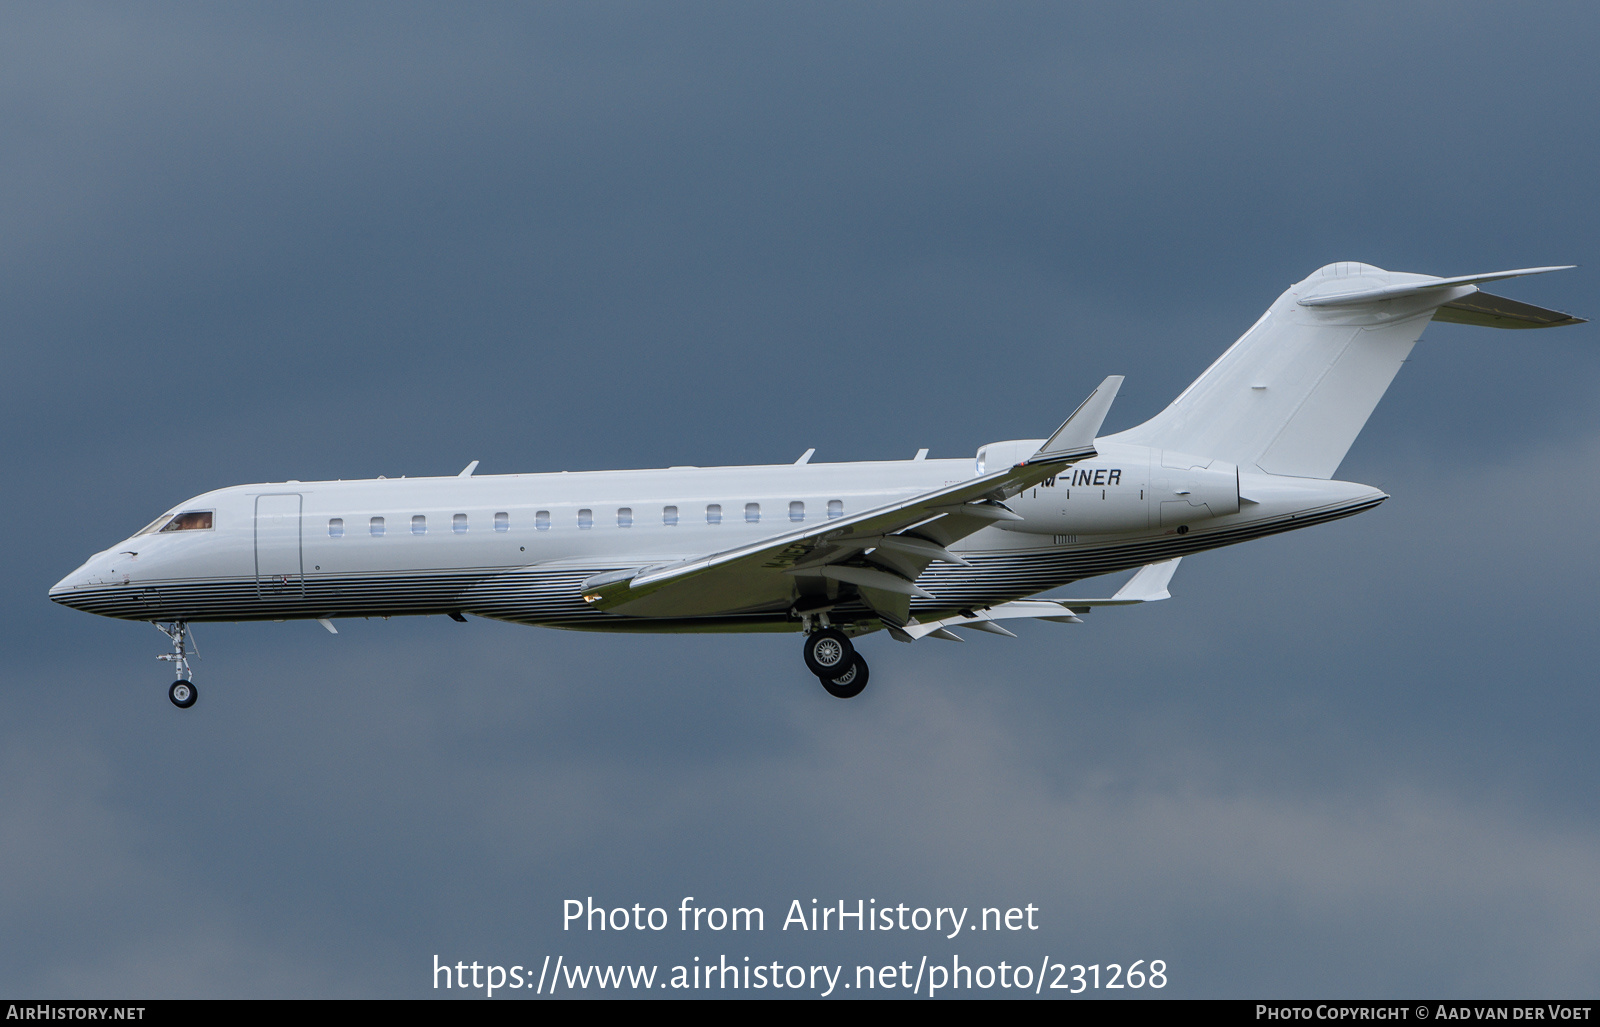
[1433,290,1587,329]
[1298,266,1573,307]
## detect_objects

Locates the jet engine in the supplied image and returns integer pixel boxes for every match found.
[975,441,1239,536]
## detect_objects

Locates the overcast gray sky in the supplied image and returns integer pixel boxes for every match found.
[4,1,1598,998]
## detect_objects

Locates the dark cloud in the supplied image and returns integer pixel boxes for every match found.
[4,1,1597,997]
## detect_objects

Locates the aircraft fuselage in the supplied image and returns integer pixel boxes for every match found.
[50,442,1382,632]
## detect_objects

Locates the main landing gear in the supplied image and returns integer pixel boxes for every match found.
[801,623,870,700]
[820,653,869,700]
[156,621,198,709]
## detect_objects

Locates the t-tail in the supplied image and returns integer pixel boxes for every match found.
[1106,262,1584,479]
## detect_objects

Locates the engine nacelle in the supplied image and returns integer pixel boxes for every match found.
[976,441,1239,536]
[974,439,1047,476]
[1149,450,1239,528]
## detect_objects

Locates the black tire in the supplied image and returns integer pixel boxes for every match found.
[821,654,869,699]
[802,628,855,677]
[168,679,197,709]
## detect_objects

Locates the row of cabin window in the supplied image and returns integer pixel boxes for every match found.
[327,512,508,538]
[325,501,846,538]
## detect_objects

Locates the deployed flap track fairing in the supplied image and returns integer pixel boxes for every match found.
[49,262,1584,705]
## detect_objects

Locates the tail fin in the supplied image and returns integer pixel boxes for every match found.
[1106,262,1581,479]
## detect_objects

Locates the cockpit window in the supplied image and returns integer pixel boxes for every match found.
[140,510,214,535]
[135,514,174,536]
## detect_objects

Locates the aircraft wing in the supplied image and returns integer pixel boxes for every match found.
[900,558,1182,640]
[580,376,1124,623]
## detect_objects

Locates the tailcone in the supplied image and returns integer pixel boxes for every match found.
[1237,472,1387,517]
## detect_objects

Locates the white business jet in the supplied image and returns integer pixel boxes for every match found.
[51,262,1584,707]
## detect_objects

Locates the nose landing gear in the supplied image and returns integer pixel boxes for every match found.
[156,621,198,709]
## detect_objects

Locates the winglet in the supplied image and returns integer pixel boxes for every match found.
[1053,557,1183,609]
[1032,375,1124,464]
[1111,557,1180,601]
[458,460,480,477]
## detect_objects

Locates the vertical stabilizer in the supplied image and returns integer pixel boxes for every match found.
[1106,262,1576,479]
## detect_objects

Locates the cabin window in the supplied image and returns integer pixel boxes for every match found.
[494,511,509,532]
[411,515,427,535]
[663,505,678,526]
[370,516,385,537]
[745,502,760,523]
[535,510,550,531]
[157,511,213,533]
[578,508,593,529]
[453,513,468,534]
[828,499,843,519]
[617,507,633,528]
[706,503,722,525]
[328,518,344,538]
[789,501,804,523]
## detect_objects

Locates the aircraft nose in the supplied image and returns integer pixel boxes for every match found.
[49,550,123,609]
[50,564,94,607]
